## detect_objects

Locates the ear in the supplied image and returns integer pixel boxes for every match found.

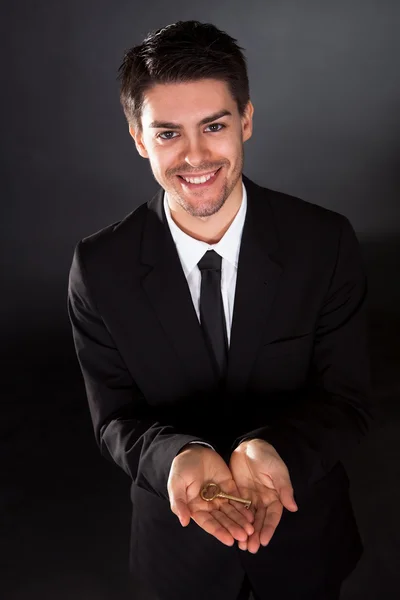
[129,124,149,159]
[241,100,254,143]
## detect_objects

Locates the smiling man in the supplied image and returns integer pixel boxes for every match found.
[68,20,373,600]
[132,80,249,242]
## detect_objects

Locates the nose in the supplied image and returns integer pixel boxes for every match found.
[183,133,211,168]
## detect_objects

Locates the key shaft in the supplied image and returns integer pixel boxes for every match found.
[217,491,251,508]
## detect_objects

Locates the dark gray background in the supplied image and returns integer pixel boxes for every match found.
[2,1,399,598]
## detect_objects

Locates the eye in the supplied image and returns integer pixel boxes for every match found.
[158,131,178,140]
[205,123,226,132]
[157,122,226,140]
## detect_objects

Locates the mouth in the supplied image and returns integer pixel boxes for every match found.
[177,167,222,190]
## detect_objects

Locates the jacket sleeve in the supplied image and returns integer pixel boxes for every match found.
[230,216,376,496]
[67,241,216,499]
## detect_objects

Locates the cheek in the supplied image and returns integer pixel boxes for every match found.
[148,148,172,176]
[216,135,240,158]
[155,143,180,164]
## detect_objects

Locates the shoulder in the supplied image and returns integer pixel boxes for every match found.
[244,176,363,279]
[74,201,149,267]
[247,175,347,229]
[245,176,357,251]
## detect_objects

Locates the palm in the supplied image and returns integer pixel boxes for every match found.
[229,450,284,553]
[174,448,254,546]
[186,474,247,515]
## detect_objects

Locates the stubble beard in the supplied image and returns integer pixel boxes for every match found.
[165,148,244,219]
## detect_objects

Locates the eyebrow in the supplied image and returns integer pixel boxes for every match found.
[149,109,232,129]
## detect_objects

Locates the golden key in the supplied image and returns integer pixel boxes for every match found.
[200,482,252,509]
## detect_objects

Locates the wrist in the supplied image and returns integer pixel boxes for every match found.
[177,443,204,455]
[237,438,269,450]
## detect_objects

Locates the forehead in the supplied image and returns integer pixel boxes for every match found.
[141,79,236,123]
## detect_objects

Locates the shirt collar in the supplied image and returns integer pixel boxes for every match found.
[163,182,247,278]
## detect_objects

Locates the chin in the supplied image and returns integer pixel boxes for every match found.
[187,202,224,218]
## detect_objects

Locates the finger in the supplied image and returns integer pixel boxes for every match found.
[228,500,255,525]
[222,502,254,536]
[211,507,249,542]
[246,504,265,554]
[260,499,283,546]
[194,511,235,546]
[236,501,256,551]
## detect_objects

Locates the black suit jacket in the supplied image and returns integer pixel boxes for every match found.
[68,174,373,600]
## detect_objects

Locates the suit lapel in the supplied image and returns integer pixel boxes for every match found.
[140,175,284,395]
[140,187,218,392]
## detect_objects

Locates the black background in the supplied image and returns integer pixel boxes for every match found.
[2,2,399,598]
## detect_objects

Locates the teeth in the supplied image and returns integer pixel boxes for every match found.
[182,171,216,184]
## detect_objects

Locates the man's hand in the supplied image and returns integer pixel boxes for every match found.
[168,445,255,547]
[229,438,298,553]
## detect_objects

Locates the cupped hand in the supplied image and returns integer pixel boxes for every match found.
[168,444,255,547]
[229,439,298,553]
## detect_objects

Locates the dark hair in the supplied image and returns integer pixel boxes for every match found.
[117,20,250,133]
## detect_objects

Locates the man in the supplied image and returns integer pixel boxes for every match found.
[68,20,373,600]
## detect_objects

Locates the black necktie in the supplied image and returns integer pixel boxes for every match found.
[197,250,228,382]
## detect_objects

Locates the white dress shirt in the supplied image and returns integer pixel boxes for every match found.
[163,181,248,452]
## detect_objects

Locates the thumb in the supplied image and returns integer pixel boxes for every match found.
[278,484,298,511]
[169,489,191,526]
